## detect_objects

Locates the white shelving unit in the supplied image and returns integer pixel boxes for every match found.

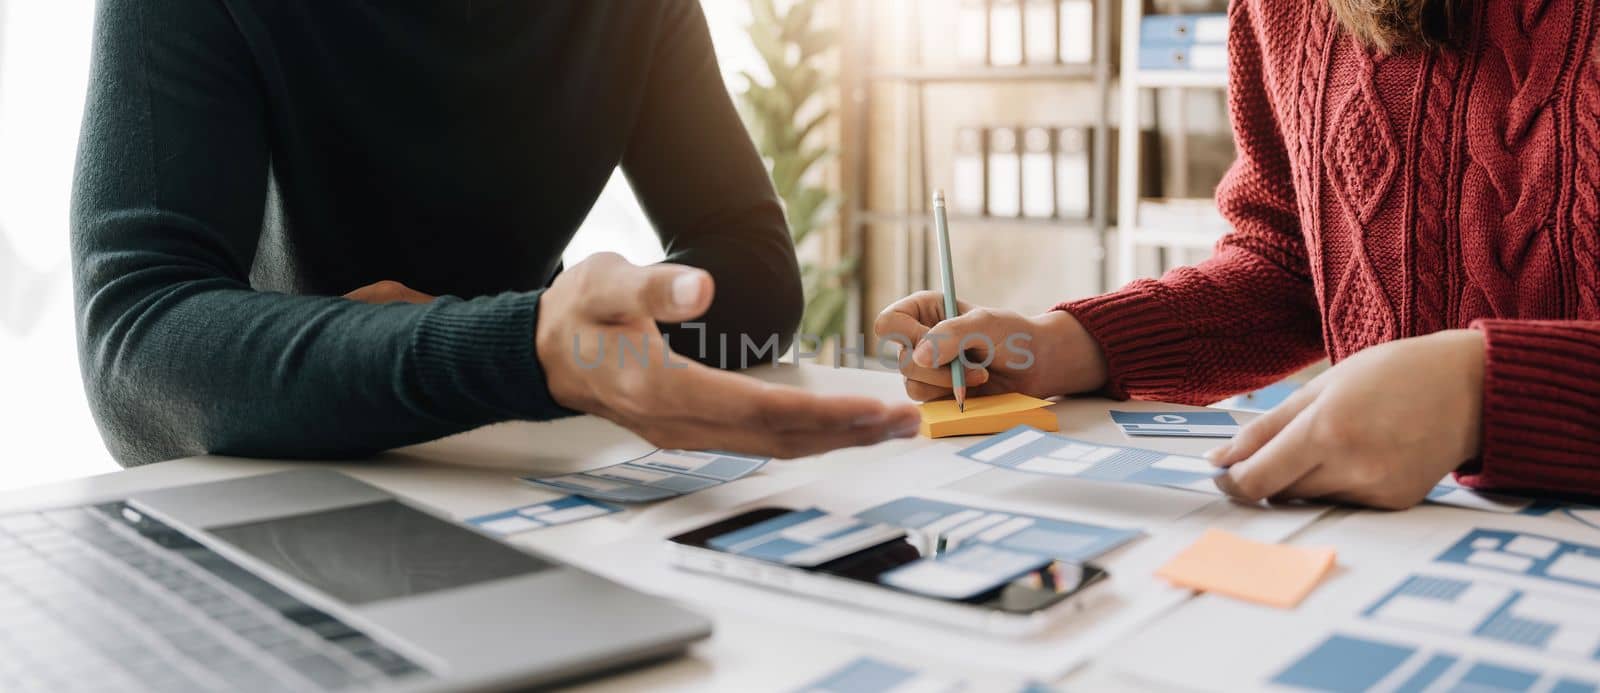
[847,0,1118,301]
[1115,1,1231,287]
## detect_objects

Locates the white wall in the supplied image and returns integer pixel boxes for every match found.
[0,2,761,491]
[0,0,106,492]
[563,0,760,267]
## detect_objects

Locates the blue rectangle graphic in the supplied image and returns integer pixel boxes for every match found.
[957,426,1222,493]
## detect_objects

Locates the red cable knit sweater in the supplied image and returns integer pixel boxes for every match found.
[1059,0,1600,496]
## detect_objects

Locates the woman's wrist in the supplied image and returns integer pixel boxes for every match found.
[1031,310,1109,396]
[1436,328,1487,460]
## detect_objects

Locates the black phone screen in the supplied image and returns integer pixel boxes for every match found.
[668,507,1107,615]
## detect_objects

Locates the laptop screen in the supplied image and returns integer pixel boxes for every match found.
[210,500,553,605]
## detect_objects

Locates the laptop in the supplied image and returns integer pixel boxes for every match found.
[0,469,710,692]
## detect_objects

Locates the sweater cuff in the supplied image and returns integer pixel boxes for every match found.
[1054,281,1192,400]
[1455,320,1600,493]
[409,291,575,424]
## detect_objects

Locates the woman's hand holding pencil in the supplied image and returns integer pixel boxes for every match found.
[884,189,1109,407]
[874,293,1108,404]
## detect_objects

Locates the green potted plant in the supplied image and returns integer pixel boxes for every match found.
[738,0,856,342]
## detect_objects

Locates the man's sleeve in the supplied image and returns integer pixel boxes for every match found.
[619,0,804,367]
[1055,0,1325,404]
[72,0,568,466]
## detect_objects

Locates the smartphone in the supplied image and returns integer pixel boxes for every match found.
[667,507,1109,636]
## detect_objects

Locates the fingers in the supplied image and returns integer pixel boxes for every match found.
[647,417,915,460]
[874,315,927,358]
[905,380,949,402]
[905,377,1015,402]
[1269,457,1432,511]
[1271,467,1420,510]
[1207,383,1321,467]
[876,292,971,337]
[1268,466,1351,505]
[750,385,922,435]
[662,362,922,436]
[900,363,990,397]
[912,309,1006,368]
[577,253,714,324]
[344,280,436,305]
[1214,410,1323,502]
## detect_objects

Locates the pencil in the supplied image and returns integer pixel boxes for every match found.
[931,189,965,412]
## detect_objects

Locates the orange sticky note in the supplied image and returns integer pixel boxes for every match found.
[917,393,1059,438]
[1155,529,1336,609]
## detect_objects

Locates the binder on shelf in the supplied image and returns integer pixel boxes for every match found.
[990,0,1025,67]
[1140,14,1228,45]
[1055,127,1091,220]
[1024,0,1058,65]
[1021,128,1055,219]
[1139,43,1227,71]
[1058,0,1094,64]
[987,128,1023,218]
[956,0,989,65]
[953,127,987,217]
[1139,12,1227,71]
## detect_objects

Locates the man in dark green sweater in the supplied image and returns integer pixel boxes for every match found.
[72,0,920,467]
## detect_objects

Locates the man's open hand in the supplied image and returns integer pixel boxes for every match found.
[536,253,922,458]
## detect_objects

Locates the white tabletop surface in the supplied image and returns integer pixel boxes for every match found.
[0,364,1351,692]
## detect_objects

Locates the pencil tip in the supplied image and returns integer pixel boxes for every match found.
[959,403,965,412]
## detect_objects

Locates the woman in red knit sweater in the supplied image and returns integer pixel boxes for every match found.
[877,0,1599,509]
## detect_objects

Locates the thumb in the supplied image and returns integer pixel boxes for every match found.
[1207,382,1321,467]
[582,255,714,324]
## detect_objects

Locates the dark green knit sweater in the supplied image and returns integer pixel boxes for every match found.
[71,0,801,466]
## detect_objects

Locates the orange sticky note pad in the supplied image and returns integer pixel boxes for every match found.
[917,393,1059,438]
[1155,529,1336,609]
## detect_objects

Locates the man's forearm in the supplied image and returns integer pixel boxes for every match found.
[76,277,567,466]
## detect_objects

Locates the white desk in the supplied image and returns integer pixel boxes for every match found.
[0,365,1348,691]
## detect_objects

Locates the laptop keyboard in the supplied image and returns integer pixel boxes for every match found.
[0,502,431,692]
